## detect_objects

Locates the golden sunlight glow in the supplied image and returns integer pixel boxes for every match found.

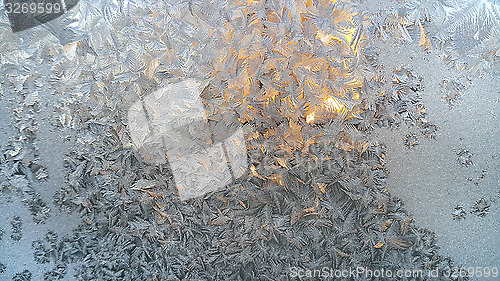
[245,0,262,4]
[324,96,344,112]
[210,0,363,146]
[316,27,357,47]
[306,111,315,123]
[316,30,331,45]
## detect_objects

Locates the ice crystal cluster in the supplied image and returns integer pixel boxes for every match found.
[438,0,500,69]
[25,0,368,189]
[367,0,499,71]
[0,0,497,170]
[194,0,367,187]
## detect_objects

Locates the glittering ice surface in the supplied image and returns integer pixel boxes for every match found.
[0,0,498,279]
